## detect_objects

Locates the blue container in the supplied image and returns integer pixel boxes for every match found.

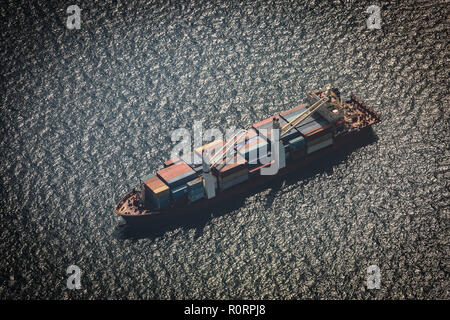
[219,173,249,190]
[289,136,305,149]
[298,116,328,135]
[280,129,302,144]
[151,194,171,209]
[238,139,270,163]
[171,184,188,199]
[280,107,315,127]
[188,191,204,202]
[188,186,204,196]
[234,135,260,150]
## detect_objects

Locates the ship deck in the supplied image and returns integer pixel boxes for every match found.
[115,94,381,220]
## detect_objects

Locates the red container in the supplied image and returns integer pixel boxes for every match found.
[194,139,224,162]
[164,157,180,167]
[157,161,196,187]
[230,128,259,147]
[252,115,275,131]
[279,104,308,117]
[248,160,274,176]
[143,176,167,192]
[213,155,247,177]
[303,123,333,140]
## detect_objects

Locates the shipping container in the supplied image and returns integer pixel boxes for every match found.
[297,116,329,135]
[307,132,333,147]
[187,177,205,198]
[189,186,205,195]
[188,190,204,203]
[288,135,305,150]
[280,104,315,126]
[219,172,249,190]
[157,161,197,187]
[142,175,170,199]
[179,152,203,172]
[280,129,302,144]
[187,176,203,189]
[194,139,224,163]
[252,115,276,131]
[218,168,248,184]
[228,128,259,149]
[170,183,188,199]
[213,155,247,177]
[248,160,274,176]
[151,194,171,209]
[234,129,259,150]
[236,136,269,163]
[306,137,333,154]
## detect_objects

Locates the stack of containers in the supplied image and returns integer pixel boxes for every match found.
[141,174,171,209]
[279,104,310,144]
[194,139,224,166]
[252,115,277,142]
[180,151,203,173]
[233,129,258,150]
[248,161,274,176]
[288,135,306,159]
[236,135,270,169]
[280,104,309,124]
[157,161,197,203]
[170,184,188,201]
[279,103,333,155]
[252,116,291,165]
[296,114,333,154]
[213,156,249,191]
[186,177,205,203]
[305,131,333,154]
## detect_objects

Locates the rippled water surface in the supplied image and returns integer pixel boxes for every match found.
[1,0,448,299]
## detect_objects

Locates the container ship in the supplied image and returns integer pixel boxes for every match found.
[115,85,380,224]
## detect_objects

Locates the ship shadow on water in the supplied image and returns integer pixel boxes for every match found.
[113,129,379,241]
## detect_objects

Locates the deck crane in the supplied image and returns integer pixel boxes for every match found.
[207,126,250,169]
[280,95,329,139]
[202,86,335,198]
[208,95,329,166]
[202,126,251,199]
[207,86,334,168]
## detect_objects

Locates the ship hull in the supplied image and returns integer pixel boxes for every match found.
[118,126,376,225]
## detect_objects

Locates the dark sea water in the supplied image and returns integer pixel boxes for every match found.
[1,0,448,299]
